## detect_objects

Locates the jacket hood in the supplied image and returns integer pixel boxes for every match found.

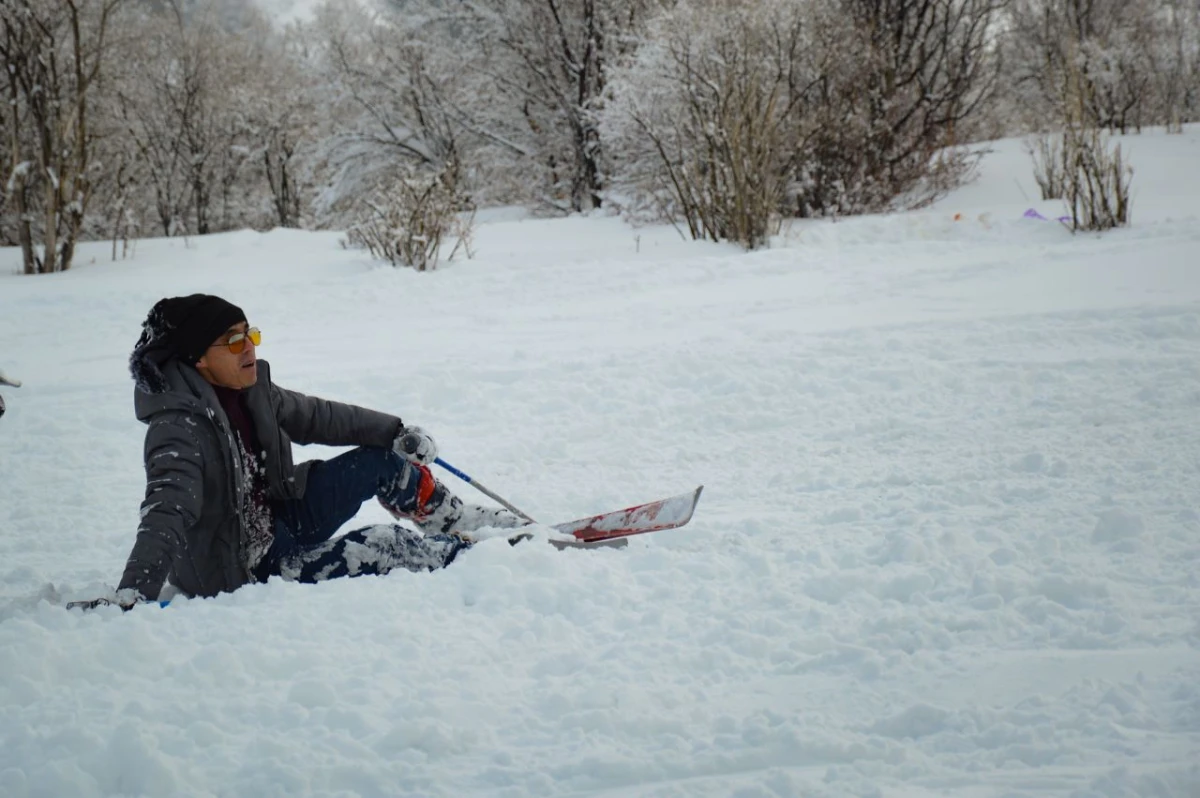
[129,336,174,395]
[133,357,273,423]
[130,301,178,395]
[133,359,209,422]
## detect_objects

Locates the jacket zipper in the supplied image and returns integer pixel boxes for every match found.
[210,410,253,583]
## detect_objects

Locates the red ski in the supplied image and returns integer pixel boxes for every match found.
[545,485,704,548]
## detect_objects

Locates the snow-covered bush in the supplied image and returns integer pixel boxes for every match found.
[798,0,999,217]
[601,0,816,249]
[344,165,473,271]
[1061,125,1134,232]
[5,0,1181,259]
[601,0,996,248]
[1003,0,1200,134]
[1028,134,1067,200]
[1029,55,1135,233]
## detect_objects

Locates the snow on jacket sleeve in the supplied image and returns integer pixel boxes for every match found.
[271,383,403,449]
[117,415,205,601]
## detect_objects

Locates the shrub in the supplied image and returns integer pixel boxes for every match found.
[344,165,473,270]
[1028,133,1067,200]
[1028,45,1135,233]
[1061,125,1134,232]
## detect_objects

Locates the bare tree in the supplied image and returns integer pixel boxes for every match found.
[1006,0,1163,133]
[1150,0,1200,132]
[307,1,465,223]
[1027,37,1134,233]
[800,0,1003,216]
[168,3,257,236]
[109,13,185,236]
[0,19,38,263]
[238,23,323,230]
[603,0,822,248]
[602,0,997,245]
[106,1,289,238]
[456,0,665,213]
[0,0,126,274]
[106,150,143,259]
[258,56,312,231]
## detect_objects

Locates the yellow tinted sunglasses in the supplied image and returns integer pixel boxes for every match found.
[210,327,262,354]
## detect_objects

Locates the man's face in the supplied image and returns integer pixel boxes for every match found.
[196,322,258,390]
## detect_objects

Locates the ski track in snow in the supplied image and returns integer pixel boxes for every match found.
[1,133,1199,797]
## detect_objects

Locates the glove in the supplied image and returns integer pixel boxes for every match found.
[394,425,439,466]
[66,587,144,612]
[66,596,140,612]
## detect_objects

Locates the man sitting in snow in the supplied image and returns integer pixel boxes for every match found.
[82,294,523,610]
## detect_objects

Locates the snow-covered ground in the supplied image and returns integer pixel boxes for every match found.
[1,131,1199,797]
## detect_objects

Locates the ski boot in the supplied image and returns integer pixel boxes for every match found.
[379,463,528,540]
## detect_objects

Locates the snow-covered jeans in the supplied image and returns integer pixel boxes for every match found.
[254,446,471,584]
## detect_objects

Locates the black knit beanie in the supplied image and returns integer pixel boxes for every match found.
[130,294,247,393]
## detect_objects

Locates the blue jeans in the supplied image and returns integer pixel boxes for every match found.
[255,446,470,584]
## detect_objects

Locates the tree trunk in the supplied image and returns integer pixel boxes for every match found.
[6,79,37,274]
[193,171,210,235]
[42,180,59,274]
[11,169,37,275]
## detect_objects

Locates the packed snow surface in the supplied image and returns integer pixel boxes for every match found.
[2,131,1199,797]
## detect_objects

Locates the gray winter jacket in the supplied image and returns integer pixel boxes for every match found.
[118,358,403,601]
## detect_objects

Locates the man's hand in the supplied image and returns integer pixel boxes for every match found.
[67,589,143,612]
[67,597,121,611]
[394,426,439,466]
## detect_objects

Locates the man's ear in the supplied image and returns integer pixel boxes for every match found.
[195,354,209,370]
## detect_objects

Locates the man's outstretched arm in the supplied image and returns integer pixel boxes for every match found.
[271,383,404,449]
[117,418,205,603]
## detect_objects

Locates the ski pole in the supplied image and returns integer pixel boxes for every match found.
[434,457,537,523]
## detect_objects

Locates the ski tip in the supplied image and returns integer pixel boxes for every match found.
[677,485,703,526]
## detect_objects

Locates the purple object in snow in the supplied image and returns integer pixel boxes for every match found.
[1024,208,1072,223]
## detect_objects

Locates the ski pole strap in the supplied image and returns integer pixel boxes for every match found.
[434,457,537,524]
